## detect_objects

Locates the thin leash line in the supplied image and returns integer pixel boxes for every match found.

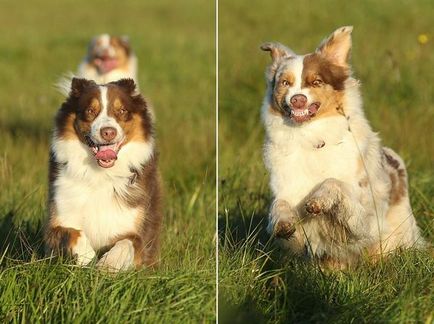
[336,99,384,257]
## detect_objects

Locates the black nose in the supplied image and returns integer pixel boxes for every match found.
[100,127,117,141]
[290,94,307,109]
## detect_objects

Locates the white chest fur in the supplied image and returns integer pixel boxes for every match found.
[264,115,361,207]
[54,175,140,250]
[52,138,153,250]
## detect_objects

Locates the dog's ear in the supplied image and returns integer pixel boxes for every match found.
[316,26,353,66]
[260,42,295,62]
[110,78,137,95]
[115,35,131,55]
[70,78,96,97]
[260,42,295,82]
[87,35,99,55]
[119,35,130,45]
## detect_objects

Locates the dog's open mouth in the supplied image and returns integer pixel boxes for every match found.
[290,102,321,123]
[86,136,123,168]
[94,56,118,73]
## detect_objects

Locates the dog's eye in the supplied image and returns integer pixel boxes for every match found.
[86,108,94,115]
[119,108,127,115]
[312,79,323,87]
[281,80,290,87]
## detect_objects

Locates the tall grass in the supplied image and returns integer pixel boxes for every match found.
[219,0,434,322]
[0,0,215,322]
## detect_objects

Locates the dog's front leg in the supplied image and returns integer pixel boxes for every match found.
[97,234,145,272]
[45,226,96,265]
[268,199,306,254]
[303,178,366,233]
[267,199,297,238]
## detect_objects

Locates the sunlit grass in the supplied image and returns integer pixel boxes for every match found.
[219,0,434,322]
[0,0,215,322]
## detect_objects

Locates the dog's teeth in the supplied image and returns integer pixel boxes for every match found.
[292,109,309,117]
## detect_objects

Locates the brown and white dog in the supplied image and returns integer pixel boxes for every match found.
[78,34,138,84]
[44,78,162,271]
[261,26,425,268]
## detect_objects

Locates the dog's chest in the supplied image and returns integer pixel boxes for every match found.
[54,168,140,250]
[266,119,360,205]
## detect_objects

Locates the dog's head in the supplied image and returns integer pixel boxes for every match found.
[86,34,132,73]
[57,78,152,168]
[261,26,353,124]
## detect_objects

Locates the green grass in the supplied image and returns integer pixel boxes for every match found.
[0,0,215,322]
[218,0,434,322]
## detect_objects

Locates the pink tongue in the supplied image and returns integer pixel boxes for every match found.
[308,103,320,115]
[95,148,117,161]
[98,58,118,73]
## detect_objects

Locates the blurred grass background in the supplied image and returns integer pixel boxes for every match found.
[219,0,434,322]
[0,0,215,322]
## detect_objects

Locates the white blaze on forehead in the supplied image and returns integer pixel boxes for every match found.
[90,86,123,143]
[100,34,110,48]
[277,55,312,105]
[277,55,304,91]
[290,55,305,90]
[100,85,108,111]
[92,34,116,57]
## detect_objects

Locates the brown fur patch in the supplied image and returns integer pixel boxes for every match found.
[270,70,293,115]
[384,152,400,170]
[277,71,295,87]
[271,88,288,116]
[302,52,349,121]
[271,71,295,114]
[47,151,62,210]
[44,225,81,256]
[55,80,100,143]
[56,113,77,140]
[111,37,131,54]
[388,169,407,204]
[111,154,163,268]
[302,53,350,91]
[106,82,152,142]
[383,151,407,205]
[73,87,103,142]
[56,80,99,141]
[110,37,131,70]
[306,85,345,119]
[316,27,352,67]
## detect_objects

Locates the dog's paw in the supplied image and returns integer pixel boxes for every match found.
[274,220,296,239]
[304,180,340,216]
[305,196,335,216]
[268,199,298,238]
[97,239,135,272]
[305,199,322,215]
[72,234,96,266]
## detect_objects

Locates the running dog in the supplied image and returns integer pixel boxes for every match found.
[45,78,162,271]
[260,26,425,268]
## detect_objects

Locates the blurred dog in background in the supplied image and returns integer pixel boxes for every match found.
[77,34,138,84]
